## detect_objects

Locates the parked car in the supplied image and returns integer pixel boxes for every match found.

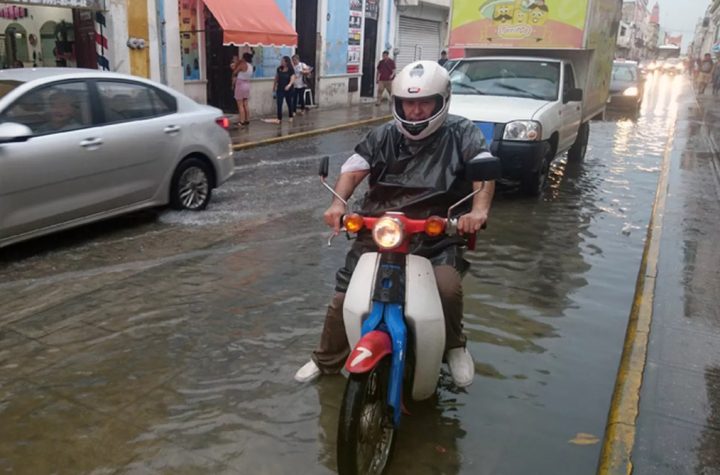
[608,61,644,111]
[0,68,234,249]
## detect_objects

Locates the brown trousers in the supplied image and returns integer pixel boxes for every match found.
[311,265,466,374]
[376,80,392,104]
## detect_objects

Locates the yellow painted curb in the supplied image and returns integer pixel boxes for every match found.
[596,128,672,474]
[232,115,392,151]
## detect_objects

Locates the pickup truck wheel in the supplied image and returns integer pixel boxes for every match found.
[520,143,552,196]
[568,122,590,163]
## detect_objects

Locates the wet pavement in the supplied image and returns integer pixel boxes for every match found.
[228,102,391,149]
[631,89,720,472]
[0,74,704,474]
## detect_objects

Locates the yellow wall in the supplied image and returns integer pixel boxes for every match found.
[128,0,149,77]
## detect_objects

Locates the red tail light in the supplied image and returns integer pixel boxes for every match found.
[215,116,230,130]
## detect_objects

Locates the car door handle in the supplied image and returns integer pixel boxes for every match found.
[164,125,181,134]
[80,138,103,148]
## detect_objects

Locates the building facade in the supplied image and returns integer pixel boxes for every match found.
[167,0,403,116]
[691,0,720,59]
[1,0,453,116]
[0,0,164,80]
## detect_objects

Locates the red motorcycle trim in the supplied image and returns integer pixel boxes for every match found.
[345,330,393,373]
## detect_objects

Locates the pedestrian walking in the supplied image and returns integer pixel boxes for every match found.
[375,50,396,106]
[233,53,254,127]
[438,50,448,67]
[697,53,714,95]
[291,54,313,115]
[265,56,296,124]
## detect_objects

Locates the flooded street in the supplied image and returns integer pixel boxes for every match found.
[0,74,689,474]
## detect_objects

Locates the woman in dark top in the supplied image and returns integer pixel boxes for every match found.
[269,56,296,124]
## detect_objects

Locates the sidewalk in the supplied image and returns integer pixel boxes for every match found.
[599,92,720,473]
[228,102,392,151]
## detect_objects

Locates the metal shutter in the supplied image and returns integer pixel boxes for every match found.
[396,16,442,69]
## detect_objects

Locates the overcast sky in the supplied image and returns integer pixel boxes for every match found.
[655,0,709,37]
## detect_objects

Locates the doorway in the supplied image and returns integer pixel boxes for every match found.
[72,9,97,69]
[361,0,379,98]
[205,6,237,113]
[295,0,318,101]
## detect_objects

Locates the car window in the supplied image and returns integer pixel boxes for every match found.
[612,66,637,82]
[563,64,576,91]
[451,60,560,101]
[96,81,176,123]
[1,81,92,134]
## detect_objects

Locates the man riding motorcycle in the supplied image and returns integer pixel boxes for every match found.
[295,60,496,387]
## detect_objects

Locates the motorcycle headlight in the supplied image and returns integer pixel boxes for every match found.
[503,120,542,141]
[372,217,405,249]
[623,87,639,97]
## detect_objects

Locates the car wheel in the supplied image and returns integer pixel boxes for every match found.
[520,143,552,196]
[170,157,213,211]
[567,122,589,163]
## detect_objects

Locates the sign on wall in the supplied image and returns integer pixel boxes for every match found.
[348,0,362,74]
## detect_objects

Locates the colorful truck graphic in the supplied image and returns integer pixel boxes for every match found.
[450,0,590,49]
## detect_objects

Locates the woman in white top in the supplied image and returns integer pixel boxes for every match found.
[291,54,312,115]
[233,53,254,126]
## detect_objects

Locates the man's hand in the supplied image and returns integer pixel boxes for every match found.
[323,202,347,234]
[457,210,488,234]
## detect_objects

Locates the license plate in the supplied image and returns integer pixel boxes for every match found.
[474,122,495,145]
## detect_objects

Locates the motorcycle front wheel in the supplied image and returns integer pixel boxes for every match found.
[337,356,396,475]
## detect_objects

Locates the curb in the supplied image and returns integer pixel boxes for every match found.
[596,112,673,474]
[231,115,392,151]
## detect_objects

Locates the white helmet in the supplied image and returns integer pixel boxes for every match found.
[392,60,451,141]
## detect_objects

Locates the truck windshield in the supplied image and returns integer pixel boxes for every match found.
[450,60,560,101]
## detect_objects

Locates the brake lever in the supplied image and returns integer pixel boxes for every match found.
[327,214,347,246]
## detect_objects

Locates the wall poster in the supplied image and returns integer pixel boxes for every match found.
[347,0,362,74]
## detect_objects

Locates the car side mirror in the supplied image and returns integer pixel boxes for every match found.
[319,155,329,178]
[466,154,501,182]
[564,88,583,103]
[0,122,33,144]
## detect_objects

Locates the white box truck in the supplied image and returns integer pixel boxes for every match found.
[447,0,622,194]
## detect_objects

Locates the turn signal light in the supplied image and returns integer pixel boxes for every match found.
[344,214,364,233]
[424,216,445,237]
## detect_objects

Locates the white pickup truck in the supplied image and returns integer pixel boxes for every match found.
[447,0,622,194]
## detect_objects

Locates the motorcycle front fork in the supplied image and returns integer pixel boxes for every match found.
[360,256,407,428]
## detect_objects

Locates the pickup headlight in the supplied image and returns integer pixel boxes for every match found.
[503,121,542,141]
[623,87,639,97]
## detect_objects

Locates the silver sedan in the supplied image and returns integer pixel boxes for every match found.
[0,68,234,248]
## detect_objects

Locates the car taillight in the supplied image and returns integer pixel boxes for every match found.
[215,116,230,130]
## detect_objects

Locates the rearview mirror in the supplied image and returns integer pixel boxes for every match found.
[466,154,501,182]
[564,88,583,103]
[0,122,33,144]
[319,155,329,178]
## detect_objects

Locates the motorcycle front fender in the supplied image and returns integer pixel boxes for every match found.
[345,330,392,373]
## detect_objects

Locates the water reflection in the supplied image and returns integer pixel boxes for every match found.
[0,83,690,473]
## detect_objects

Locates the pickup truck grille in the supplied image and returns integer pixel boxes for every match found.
[474,122,499,145]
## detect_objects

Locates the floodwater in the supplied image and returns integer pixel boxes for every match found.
[0,74,688,474]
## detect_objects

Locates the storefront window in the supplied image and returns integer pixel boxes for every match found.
[179,0,201,80]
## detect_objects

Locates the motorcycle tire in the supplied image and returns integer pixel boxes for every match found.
[337,356,396,475]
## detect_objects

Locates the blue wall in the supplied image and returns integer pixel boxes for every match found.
[253,0,294,78]
[325,1,350,75]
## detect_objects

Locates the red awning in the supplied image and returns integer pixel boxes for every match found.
[203,0,297,47]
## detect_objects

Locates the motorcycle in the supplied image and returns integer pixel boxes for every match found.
[317,154,501,475]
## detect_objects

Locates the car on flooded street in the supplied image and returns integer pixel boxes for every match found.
[608,60,644,111]
[0,68,234,249]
